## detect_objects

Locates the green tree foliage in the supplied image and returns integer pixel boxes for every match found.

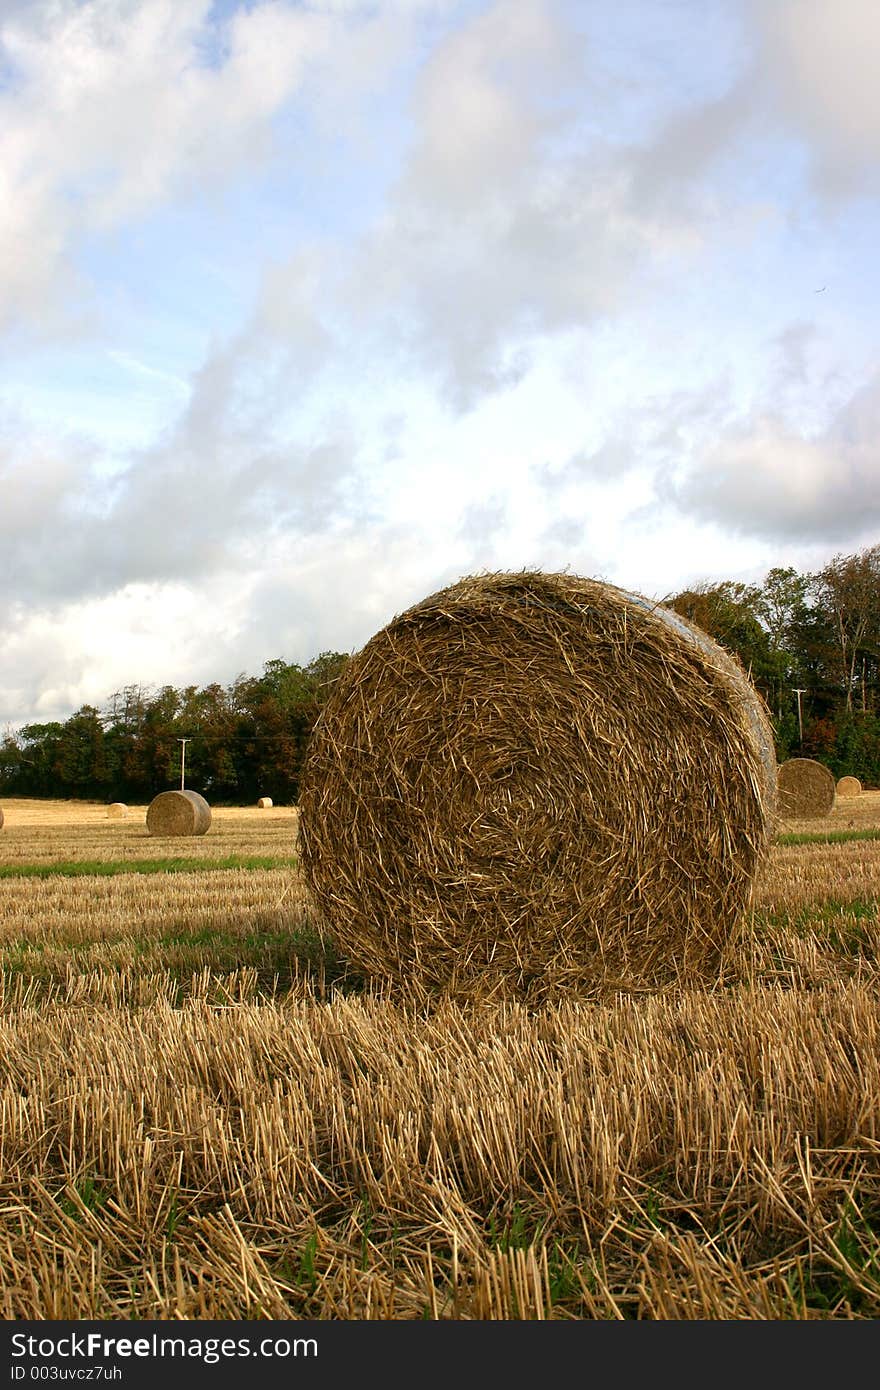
[663,580,783,698]
[811,544,880,714]
[664,544,879,781]
[0,723,65,797]
[52,706,110,796]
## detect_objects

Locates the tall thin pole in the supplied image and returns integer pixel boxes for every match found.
[792,689,806,745]
[177,738,190,791]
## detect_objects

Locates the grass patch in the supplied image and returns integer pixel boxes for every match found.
[58,1176,108,1221]
[755,897,878,929]
[0,855,298,880]
[752,898,877,956]
[0,921,361,1000]
[776,828,880,846]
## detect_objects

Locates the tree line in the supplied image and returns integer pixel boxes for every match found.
[1,543,878,803]
[0,652,350,806]
[663,543,880,785]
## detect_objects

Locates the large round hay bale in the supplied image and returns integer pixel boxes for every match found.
[107,802,128,819]
[298,570,777,1001]
[146,790,211,837]
[0,807,4,831]
[777,758,836,818]
[257,796,273,808]
[836,775,862,798]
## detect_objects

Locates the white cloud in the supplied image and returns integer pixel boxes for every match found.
[751,0,880,197]
[341,0,662,410]
[665,370,880,541]
[0,0,389,331]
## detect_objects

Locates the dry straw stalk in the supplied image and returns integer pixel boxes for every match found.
[777,758,836,819]
[836,775,862,798]
[298,569,777,1002]
[145,790,211,838]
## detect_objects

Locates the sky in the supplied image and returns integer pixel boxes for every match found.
[1,0,879,731]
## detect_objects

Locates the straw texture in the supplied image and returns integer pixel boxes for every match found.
[298,570,777,1001]
[145,790,211,837]
[777,758,836,818]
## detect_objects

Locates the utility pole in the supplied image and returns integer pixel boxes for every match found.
[792,689,806,745]
[177,738,190,791]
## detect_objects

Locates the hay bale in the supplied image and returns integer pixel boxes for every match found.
[836,775,862,798]
[106,802,128,819]
[0,806,4,831]
[777,758,836,818]
[146,790,211,837]
[298,570,777,1001]
[257,796,273,808]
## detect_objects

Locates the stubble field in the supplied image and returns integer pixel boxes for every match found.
[0,793,878,1319]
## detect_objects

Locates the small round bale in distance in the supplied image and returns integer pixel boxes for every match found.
[146,790,211,837]
[298,570,778,1001]
[777,758,836,819]
[836,775,862,798]
[257,796,273,808]
[107,802,128,819]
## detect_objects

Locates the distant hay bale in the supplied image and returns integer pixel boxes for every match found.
[146,790,211,837]
[777,758,836,818]
[0,807,4,831]
[257,796,273,808]
[836,775,862,798]
[298,570,777,1002]
[106,802,128,819]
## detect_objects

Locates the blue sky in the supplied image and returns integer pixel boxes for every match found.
[1,0,879,729]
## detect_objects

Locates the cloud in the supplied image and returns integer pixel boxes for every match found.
[342,0,662,411]
[0,582,217,727]
[0,379,370,607]
[666,369,880,542]
[0,435,86,542]
[769,322,818,391]
[622,77,757,227]
[0,519,478,727]
[456,495,510,548]
[0,0,397,333]
[750,0,880,199]
[236,524,467,665]
[528,326,880,550]
[537,439,640,492]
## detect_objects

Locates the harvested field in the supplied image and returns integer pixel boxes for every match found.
[781,787,880,837]
[0,794,877,1319]
[0,798,298,865]
[0,867,307,983]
